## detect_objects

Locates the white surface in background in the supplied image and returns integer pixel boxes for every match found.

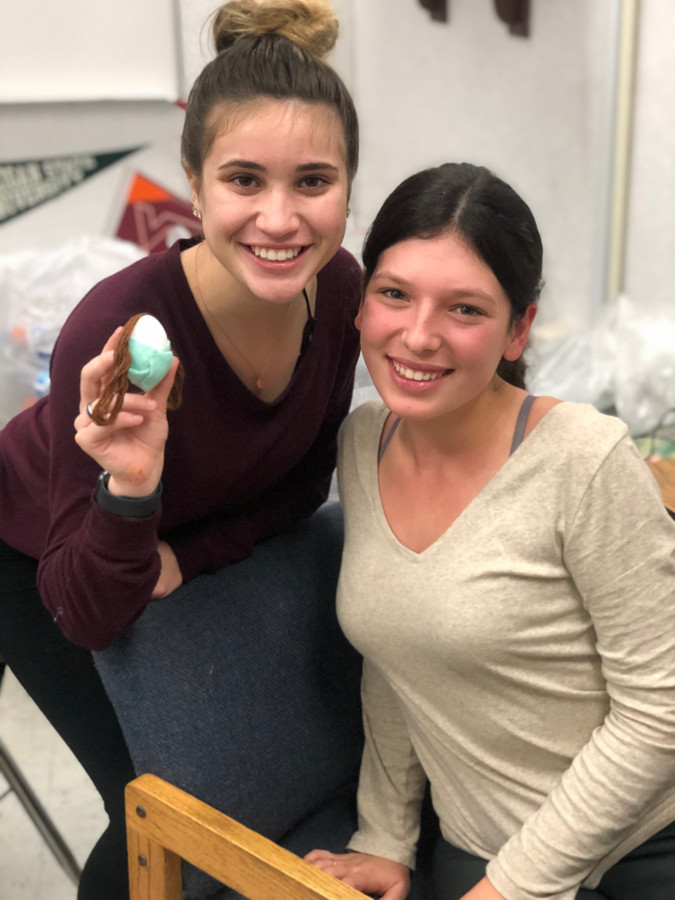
[0,669,107,900]
[0,0,181,102]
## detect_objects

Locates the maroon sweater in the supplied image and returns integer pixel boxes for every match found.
[0,240,361,649]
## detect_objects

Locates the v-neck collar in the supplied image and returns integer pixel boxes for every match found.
[370,400,565,558]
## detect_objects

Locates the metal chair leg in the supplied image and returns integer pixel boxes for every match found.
[0,736,82,886]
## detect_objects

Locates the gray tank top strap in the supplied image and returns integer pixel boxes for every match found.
[509,394,537,456]
[378,416,402,464]
[378,395,536,464]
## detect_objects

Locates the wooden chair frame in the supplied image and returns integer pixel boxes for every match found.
[126,774,367,900]
[647,458,675,517]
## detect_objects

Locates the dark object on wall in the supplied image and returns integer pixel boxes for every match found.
[418,0,448,22]
[417,2,530,36]
[494,0,530,37]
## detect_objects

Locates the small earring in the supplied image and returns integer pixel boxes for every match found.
[193,207,201,220]
[346,207,351,218]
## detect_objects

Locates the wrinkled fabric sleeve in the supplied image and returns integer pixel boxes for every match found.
[347,660,428,870]
[487,436,675,900]
[36,310,163,651]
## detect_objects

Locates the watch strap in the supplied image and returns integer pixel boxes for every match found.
[95,471,162,518]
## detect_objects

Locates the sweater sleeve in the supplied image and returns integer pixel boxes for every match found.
[37,247,361,650]
[487,436,675,900]
[35,304,163,651]
[347,660,428,870]
[33,288,167,650]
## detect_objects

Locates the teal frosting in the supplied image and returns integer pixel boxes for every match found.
[128,336,173,392]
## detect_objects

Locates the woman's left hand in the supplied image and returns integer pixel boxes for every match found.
[305,849,410,899]
[460,876,506,900]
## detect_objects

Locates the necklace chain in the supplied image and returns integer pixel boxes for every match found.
[193,241,297,394]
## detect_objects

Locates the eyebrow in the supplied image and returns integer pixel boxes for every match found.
[296,162,341,175]
[217,159,340,174]
[370,272,497,304]
[217,159,264,172]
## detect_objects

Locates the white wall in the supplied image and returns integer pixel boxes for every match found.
[0,0,672,333]
[331,0,618,333]
[624,0,675,310]
[0,0,181,103]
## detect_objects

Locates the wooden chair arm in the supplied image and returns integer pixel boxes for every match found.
[647,458,675,514]
[126,774,367,900]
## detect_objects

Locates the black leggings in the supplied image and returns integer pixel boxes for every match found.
[0,538,135,900]
[432,821,675,900]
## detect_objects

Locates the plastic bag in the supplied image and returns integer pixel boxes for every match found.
[528,296,675,436]
[612,295,675,436]
[0,236,146,426]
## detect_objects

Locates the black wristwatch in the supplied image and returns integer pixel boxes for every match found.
[95,471,162,518]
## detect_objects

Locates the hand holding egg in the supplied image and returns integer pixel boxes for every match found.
[88,313,183,426]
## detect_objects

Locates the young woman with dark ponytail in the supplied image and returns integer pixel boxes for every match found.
[308,163,675,900]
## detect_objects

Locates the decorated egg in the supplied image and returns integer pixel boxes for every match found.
[127,315,174,392]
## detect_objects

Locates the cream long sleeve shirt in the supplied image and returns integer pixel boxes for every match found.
[337,400,675,900]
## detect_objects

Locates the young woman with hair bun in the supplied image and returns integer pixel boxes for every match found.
[0,3,365,897]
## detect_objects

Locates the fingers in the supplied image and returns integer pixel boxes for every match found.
[151,542,183,599]
[305,851,359,881]
[305,849,345,880]
[315,858,339,875]
[146,356,181,411]
[304,849,339,868]
[305,849,333,865]
[75,391,156,433]
[305,850,411,900]
[73,393,158,474]
[79,326,123,418]
[79,349,115,415]
[380,884,410,900]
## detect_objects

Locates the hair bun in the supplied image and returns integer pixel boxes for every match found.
[212,0,338,59]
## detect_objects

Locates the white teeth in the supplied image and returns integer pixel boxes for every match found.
[252,246,301,261]
[392,360,446,381]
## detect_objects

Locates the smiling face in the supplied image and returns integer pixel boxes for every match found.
[187,99,349,306]
[357,231,535,421]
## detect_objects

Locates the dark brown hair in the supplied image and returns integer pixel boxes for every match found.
[181,1,358,185]
[362,163,543,388]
